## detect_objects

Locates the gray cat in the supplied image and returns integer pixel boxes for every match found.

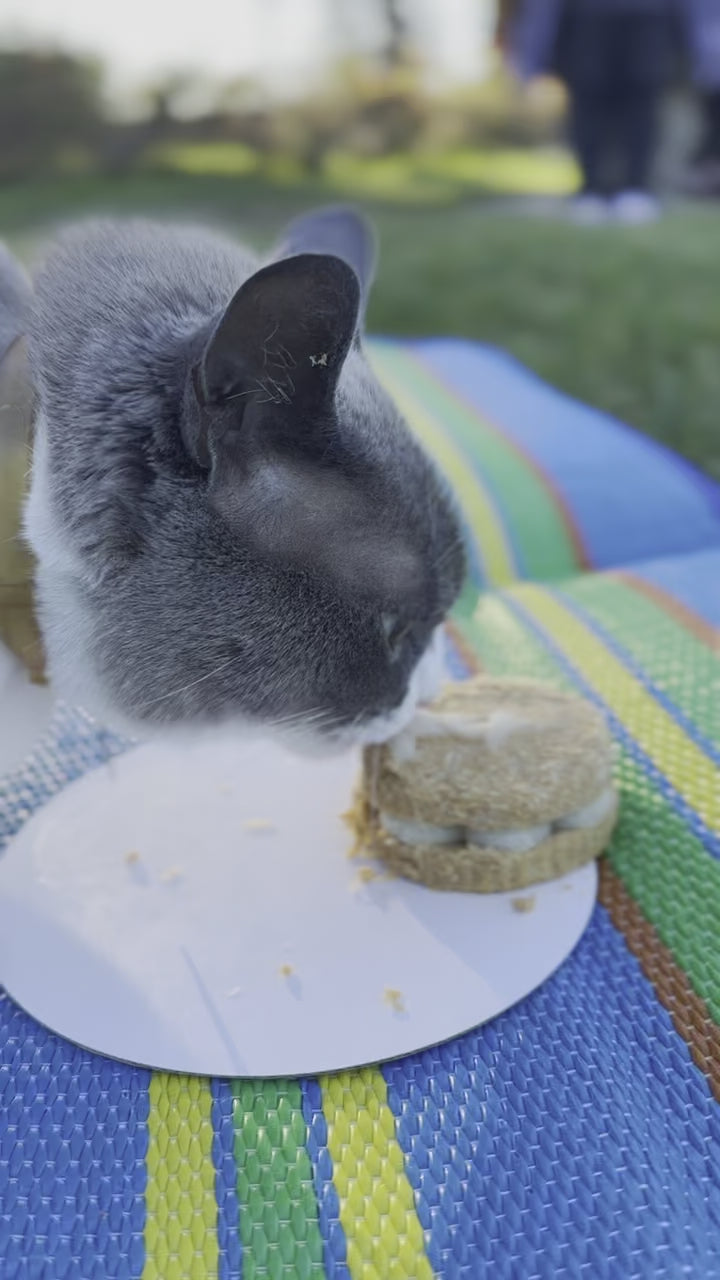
[17,207,464,749]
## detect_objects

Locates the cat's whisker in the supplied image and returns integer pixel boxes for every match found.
[434,536,466,575]
[268,707,332,733]
[223,387,256,402]
[136,655,239,714]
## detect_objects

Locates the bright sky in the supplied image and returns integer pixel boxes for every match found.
[1,0,494,99]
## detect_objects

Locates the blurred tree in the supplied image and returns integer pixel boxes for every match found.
[335,0,414,70]
[495,0,520,49]
[0,50,104,180]
[379,0,409,69]
[147,75,185,126]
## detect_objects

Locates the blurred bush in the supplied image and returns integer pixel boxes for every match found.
[0,50,104,179]
[0,45,567,185]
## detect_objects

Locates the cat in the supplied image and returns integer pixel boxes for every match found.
[11,206,465,750]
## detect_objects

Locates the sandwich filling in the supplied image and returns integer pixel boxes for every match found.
[379,785,616,855]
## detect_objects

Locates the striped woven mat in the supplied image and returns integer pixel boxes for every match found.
[1,340,719,1278]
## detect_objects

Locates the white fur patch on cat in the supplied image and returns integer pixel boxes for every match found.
[389,704,532,763]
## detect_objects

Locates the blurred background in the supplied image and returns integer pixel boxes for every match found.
[1,0,718,480]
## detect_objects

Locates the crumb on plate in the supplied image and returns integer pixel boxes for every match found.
[244,818,276,833]
[124,851,140,865]
[355,866,379,886]
[343,789,373,860]
[279,963,294,979]
[511,894,536,913]
[384,987,405,1013]
[160,866,183,884]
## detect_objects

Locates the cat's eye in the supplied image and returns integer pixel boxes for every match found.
[382,614,409,659]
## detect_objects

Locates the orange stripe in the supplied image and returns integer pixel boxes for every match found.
[446,618,483,674]
[599,862,720,1102]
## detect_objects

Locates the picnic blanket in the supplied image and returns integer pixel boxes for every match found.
[1,339,719,1279]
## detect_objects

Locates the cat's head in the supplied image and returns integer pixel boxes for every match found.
[24,208,466,749]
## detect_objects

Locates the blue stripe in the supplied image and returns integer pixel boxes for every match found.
[299,1079,351,1280]
[211,1079,242,1280]
[631,549,720,629]
[382,905,720,1279]
[551,587,720,763]
[0,994,150,1279]
[502,593,720,860]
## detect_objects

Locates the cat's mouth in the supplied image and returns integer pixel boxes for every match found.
[292,625,448,756]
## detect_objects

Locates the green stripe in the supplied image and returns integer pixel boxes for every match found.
[232,1079,325,1279]
[559,576,720,745]
[373,343,580,581]
[455,598,720,1025]
[370,346,517,586]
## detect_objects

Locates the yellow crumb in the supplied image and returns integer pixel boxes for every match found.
[384,987,405,1013]
[244,818,276,833]
[124,851,140,865]
[511,894,536,913]
[279,963,294,979]
[160,867,183,884]
[355,866,379,886]
[352,865,397,889]
[343,787,374,859]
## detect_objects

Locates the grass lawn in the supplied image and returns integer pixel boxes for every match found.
[1,167,719,482]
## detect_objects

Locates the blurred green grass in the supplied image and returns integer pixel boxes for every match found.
[1,164,718,482]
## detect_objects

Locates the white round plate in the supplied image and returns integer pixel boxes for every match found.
[0,734,597,1077]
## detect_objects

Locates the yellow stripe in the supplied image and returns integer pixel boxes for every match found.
[508,584,720,835]
[143,1074,219,1280]
[321,1068,434,1280]
[370,348,515,587]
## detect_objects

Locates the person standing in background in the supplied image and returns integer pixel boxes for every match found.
[684,0,720,194]
[506,0,686,223]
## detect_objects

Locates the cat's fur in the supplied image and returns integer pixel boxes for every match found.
[22,208,465,748]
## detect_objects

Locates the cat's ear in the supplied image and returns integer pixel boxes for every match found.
[271,205,376,326]
[195,251,360,411]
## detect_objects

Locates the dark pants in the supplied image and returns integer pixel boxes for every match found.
[570,86,661,192]
[559,10,677,194]
[695,91,720,163]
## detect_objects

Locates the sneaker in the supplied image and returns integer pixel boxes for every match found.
[568,193,609,225]
[611,191,661,225]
